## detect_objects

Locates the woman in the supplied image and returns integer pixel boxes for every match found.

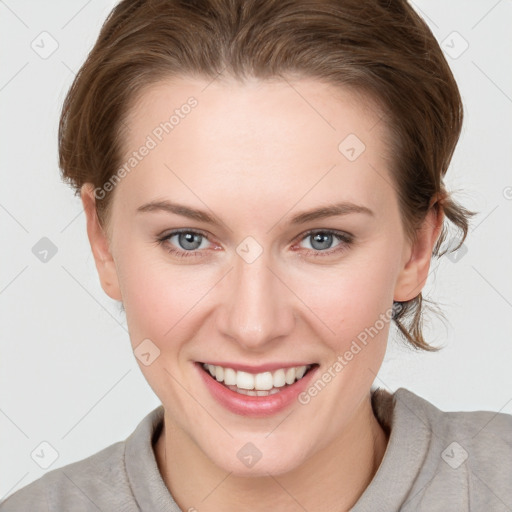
[2,0,511,510]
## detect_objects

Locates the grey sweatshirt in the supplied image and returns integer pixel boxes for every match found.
[1,387,511,511]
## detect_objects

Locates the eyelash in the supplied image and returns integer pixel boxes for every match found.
[156,228,354,259]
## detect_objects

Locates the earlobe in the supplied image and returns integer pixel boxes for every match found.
[81,184,122,301]
[393,203,444,302]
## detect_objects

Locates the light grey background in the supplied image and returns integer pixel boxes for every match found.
[1,0,511,500]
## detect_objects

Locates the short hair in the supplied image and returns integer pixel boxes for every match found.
[58,0,475,350]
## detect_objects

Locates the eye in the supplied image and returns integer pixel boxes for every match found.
[156,228,354,260]
[157,229,212,258]
[295,229,353,257]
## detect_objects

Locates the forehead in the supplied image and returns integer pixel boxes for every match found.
[115,76,394,218]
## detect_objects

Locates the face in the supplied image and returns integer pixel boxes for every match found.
[84,76,436,476]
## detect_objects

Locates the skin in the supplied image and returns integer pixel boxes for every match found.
[81,76,443,512]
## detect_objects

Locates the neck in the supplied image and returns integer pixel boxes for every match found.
[155,395,388,512]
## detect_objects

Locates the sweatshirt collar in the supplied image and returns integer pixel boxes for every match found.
[124,388,438,512]
[124,405,182,511]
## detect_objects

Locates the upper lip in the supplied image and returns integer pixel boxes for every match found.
[198,361,317,373]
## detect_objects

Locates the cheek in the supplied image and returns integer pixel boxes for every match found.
[114,240,202,349]
[115,225,402,359]
[292,240,401,353]
[115,249,213,406]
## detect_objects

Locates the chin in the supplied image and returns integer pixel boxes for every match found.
[205,434,312,478]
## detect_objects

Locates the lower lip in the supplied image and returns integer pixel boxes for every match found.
[196,362,318,417]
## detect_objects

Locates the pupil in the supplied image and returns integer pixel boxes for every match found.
[180,232,201,250]
[312,233,332,251]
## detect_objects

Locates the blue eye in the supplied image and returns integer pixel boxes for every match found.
[157,229,210,258]
[156,228,353,259]
[170,231,205,251]
[296,229,353,257]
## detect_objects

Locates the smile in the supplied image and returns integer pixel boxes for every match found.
[196,361,319,416]
[201,362,315,397]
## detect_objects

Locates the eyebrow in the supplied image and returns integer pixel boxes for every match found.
[136,200,374,225]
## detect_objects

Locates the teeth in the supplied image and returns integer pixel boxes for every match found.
[237,370,255,390]
[203,363,312,391]
[295,366,306,379]
[285,367,296,385]
[227,385,285,396]
[255,372,273,390]
[273,369,286,387]
[223,367,237,386]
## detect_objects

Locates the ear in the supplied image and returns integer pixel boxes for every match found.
[81,184,122,301]
[394,200,444,302]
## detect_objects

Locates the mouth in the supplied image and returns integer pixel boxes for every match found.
[199,362,318,397]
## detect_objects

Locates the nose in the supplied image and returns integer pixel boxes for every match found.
[217,250,295,352]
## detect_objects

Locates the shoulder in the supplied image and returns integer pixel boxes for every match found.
[0,440,134,512]
[392,387,512,510]
[0,406,165,512]
[392,387,512,455]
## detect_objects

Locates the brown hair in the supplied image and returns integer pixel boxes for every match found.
[58,0,475,351]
